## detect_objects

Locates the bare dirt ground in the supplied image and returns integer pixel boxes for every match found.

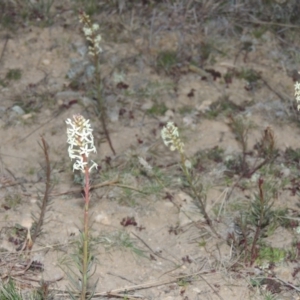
[1,1,300,299]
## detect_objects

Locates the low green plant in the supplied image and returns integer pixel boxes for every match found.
[231,178,277,266]
[229,115,252,160]
[262,291,278,300]
[206,146,224,163]
[0,280,22,300]
[24,0,54,23]
[156,50,178,74]
[8,0,55,26]
[256,246,286,266]
[4,193,22,210]
[72,0,98,16]
[205,95,243,119]
[236,68,261,83]
[98,230,145,257]
[284,147,300,164]
[31,280,54,300]
[5,69,22,81]
[227,116,278,178]
[146,101,168,116]
[252,27,267,39]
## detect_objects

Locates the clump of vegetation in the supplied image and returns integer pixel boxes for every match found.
[205,95,244,119]
[5,69,22,81]
[146,101,167,116]
[156,50,178,74]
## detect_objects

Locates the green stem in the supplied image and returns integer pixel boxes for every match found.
[180,152,220,238]
[81,156,90,300]
[94,53,116,155]
[250,178,264,266]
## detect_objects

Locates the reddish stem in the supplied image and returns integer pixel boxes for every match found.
[81,154,90,300]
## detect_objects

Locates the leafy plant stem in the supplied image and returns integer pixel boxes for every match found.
[179,152,220,238]
[250,178,264,266]
[79,11,115,155]
[93,45,116,155]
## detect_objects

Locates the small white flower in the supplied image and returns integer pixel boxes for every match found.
[73,159,88,172]
[89,160,98,173]
[94,35,102,44]
[94,45,103,54]
[184,159,192,169]
[83,27,92,37]
[92,24,99,31]
[250,173,260,183]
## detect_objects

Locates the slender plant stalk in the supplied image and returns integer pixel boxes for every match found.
[81,155,90,300]
[93,51,116,155]
[66,114,98,299]
[32,136,52,244]
[79,12,116,155]
[179,152,220,238]
[161,122,220,238]
[250,178,264,266]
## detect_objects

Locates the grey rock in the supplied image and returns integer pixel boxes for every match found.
[11,105,25,115]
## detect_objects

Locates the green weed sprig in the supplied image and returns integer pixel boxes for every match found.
[231,177,276,266]
[79,12,116,155]
[248,178,274,265]
[228,115,251,174]
[66,114,98,299]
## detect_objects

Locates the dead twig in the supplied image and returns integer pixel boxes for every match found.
[0,34,10,68]
[131,232,179,266]
[55,269,216,297]
[50,179,148,196]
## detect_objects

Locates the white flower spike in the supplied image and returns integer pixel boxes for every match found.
[66,114,97,173]
[79,12,103,56]
[161,122,184,153]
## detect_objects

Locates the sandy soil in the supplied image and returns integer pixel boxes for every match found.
[0,1,300,299]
